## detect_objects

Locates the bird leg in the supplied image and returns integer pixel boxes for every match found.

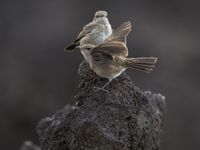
[93,79,112,93]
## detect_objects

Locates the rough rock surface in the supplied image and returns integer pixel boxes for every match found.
[37,61,166,150]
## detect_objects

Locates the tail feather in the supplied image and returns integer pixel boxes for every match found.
[64,43,78,52]
[125,57,157,73]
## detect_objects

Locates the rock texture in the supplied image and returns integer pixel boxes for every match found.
[37,61,166,150]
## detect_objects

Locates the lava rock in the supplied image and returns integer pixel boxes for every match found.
[37,61,166,150]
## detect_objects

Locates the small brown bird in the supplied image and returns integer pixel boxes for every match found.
[64,10,112,52]
[79,21,133,63]
[79,22,157,91]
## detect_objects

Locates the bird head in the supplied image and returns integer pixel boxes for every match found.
[93,10,109,24]
[94,11,108,18]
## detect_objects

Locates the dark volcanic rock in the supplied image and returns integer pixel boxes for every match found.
[37,61,166,150]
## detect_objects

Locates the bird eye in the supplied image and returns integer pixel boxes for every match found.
[96,15,103,18]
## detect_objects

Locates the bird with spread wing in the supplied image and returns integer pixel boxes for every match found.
[79,21,157,91]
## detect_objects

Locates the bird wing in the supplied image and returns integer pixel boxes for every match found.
[64,22,102,51]
[92,41,128,57]
[105,21,132,44]
[90,21,131,57]
[75,22,101,42]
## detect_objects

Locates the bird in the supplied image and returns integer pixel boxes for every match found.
[64,10,112,55]
[79,21,132,63]
[78,21,157,91]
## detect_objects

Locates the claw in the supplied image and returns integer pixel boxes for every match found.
[93,86,109,93]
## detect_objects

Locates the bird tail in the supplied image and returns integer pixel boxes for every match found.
[64,34,84,52]
[124,57,157,73]
[106,21,132,43]
[64,43,78,52]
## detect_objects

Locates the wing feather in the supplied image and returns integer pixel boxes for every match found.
[92,41,128,57]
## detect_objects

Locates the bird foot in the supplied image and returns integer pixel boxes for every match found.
[93,86,109,93]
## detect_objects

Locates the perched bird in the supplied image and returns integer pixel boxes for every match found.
[79,21,132,63]
[64,10,112,54]
[79,22,157,91]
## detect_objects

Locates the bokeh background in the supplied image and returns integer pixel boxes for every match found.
[1,0,200,149]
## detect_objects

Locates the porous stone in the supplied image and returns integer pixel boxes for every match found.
[37,61,166,150]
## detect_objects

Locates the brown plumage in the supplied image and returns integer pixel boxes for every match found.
[78,21,132,62]
[105,21,132,44]
[80,21,157,91]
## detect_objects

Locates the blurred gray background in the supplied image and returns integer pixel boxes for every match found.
[1,0,200,149]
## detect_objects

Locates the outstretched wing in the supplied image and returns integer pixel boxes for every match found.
[105,21,132,44]
[90,21,131,56]
[92,41,128,57]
